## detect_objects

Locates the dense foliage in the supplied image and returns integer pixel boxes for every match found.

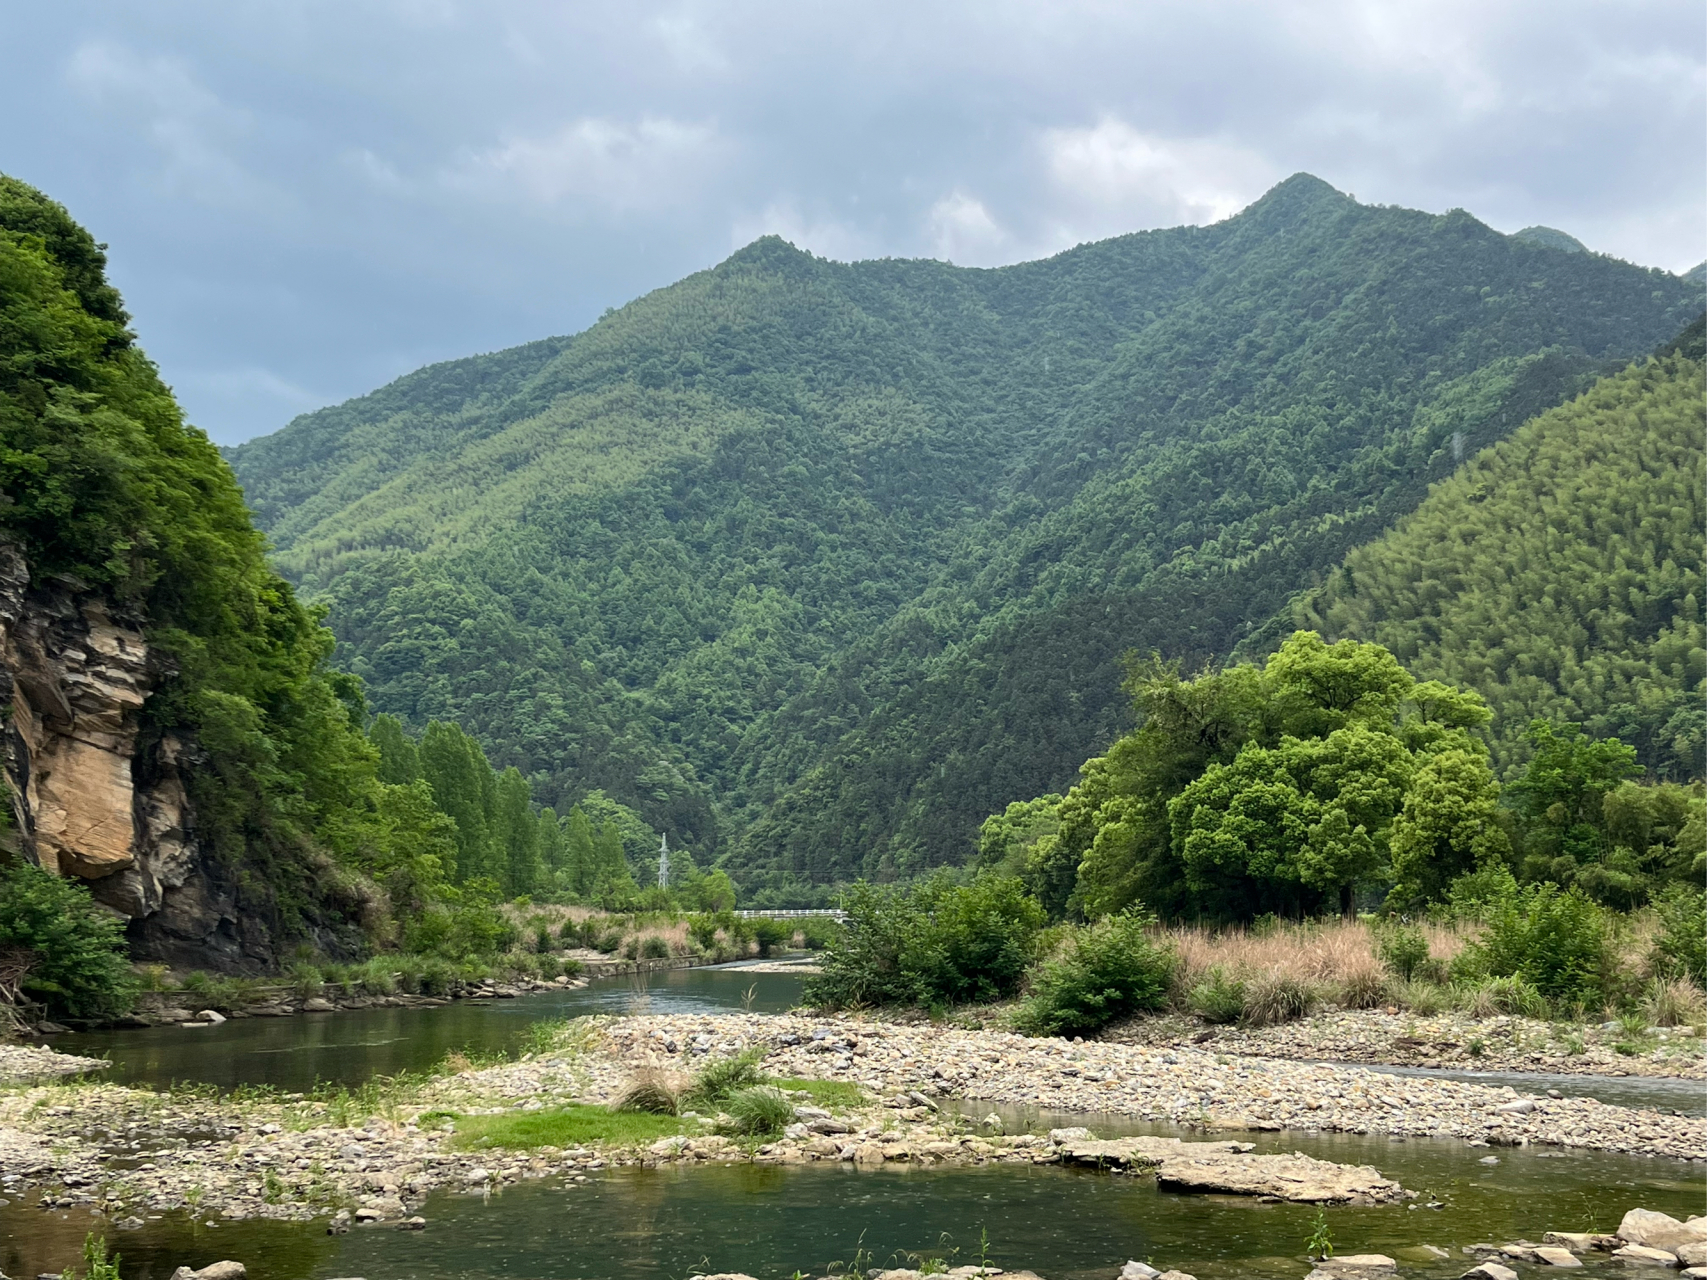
[1295,344,1706,781]
[1014,910,1175,1036]
[0,862,136,1018]
[802,875,1045,1010]
[227,174,1701,892]
[987,631,1509,922]
[0,176,691,981]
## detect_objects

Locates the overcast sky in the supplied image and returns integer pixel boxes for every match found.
[4,1,1702,444]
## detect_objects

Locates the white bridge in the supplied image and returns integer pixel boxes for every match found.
[732,908,847,922]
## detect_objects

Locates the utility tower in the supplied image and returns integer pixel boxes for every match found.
[658,832,669,890]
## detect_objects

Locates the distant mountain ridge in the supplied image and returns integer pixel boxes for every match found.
[228,174,1703,896]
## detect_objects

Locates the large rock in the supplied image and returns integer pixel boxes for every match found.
[1611,1243,1680,1265]
[1057,1136,1251,1168]
[1619,1209,1707,1252]
[1461,1266,1517,1280]
[169,1264,246,1280]
[1152,1149,1411,1205]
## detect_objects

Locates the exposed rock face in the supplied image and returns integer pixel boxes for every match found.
[0,544,262,970]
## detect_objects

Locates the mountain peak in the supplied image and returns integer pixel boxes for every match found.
[1512,225,1588,254]
[1235,173,1353,233]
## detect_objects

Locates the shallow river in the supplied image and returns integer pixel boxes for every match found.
[67,965,808,1093]
[10,966,1702,1280]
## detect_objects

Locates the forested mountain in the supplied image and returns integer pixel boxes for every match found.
[1292,321,1706,781]
[228,175,1702,896]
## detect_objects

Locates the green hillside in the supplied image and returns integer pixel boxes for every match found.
[1294,326,1706,780]
[228,175,1703,894]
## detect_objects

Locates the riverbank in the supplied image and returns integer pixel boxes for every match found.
[1,1007,1701,1238]
[1099,1007,1705,1080]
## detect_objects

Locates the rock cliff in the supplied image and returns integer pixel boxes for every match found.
[0,544,271,972]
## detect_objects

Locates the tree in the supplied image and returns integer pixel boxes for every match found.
[1036,632,1506,921]
[370,714,421,785]
[492,766,541,898]
[419,720,496,884]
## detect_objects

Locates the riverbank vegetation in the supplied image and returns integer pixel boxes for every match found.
[808,629,1705,1040]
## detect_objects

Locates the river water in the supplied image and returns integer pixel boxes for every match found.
[10,966,1703,1280]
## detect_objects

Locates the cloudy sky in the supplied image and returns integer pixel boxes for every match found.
[4,1,1702,444]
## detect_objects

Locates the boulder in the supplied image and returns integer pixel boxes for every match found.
[1119,1263,1160,1280]
[1153,1150,1411,1205]
[197,1010,227,1024]
[1049,1127,1093,1143]
[1306,1257,1395,1279]
[1532,1248,1582,1268]
[1618,1209,1707,1253]
[169,1265,246,1280]
[1461,1266,1518,1280]
[1680,1244,1707,1268]
[1544,1233,1618,1253]
[302,998,336,1013]
[1611,1244,1680,1266]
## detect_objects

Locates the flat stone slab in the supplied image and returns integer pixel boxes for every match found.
[1058,1136,1252,1167]
[1153,1149,1411,1204]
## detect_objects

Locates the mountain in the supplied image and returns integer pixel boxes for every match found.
[228,175,1703,895]
[1292,319,1705,780]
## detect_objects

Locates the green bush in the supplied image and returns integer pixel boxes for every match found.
[804,875,1045,1011]
[0,861,136,1018]
[1187,967,1247,1024]
[1015,910,1176,1037]
[1460,882,1615,1006]
[794,916,842,951]
[639,935,670,960]
[1375,924,1431,982]
[1649,883,1706,986]
[717,1085,795,1138]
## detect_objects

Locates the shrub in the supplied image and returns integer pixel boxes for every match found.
[1375,925,1431,982]
[805,876,1044,1011]
[794,917,842,951]
[0,860,137,1018]
[639,935,670,960]
[1649,884,1706,987]
[1336,965,1389,1010]
[1460,883,1615,1006]
[681,1050,767,1111]
[718,1086,794,1138]
[1390,979,1444,1016]
[595,929,624,955]
[1016,910,1176,1037]
[1642,977,1706,1028]
[1242,973,1314,1027]
[1446,863,1521,921]
[1187,967,1247,1024]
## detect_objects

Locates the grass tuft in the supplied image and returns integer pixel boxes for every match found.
[449,1104,685,1151]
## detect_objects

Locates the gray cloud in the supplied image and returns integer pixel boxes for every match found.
[2,0,1700,443]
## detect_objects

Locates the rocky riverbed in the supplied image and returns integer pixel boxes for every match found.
[0,1009,1700,1236]
[1101,1008,1705,1080]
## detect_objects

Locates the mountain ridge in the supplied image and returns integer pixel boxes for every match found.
[227,174,1702,893]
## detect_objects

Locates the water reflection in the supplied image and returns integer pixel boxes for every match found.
[63,965,806,1093]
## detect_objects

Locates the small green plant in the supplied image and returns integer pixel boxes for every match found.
[1561,1031,1586,1056]
[262,1168,286,1204]
[1466,1036,1485,1058]
[1305,1208,1333,1259]
[718,1086,795,1138]
[62,1233,121,1280]
[1187,967,1247,1024]
[1375,924,1431,982]
[1241,973,1314,1027]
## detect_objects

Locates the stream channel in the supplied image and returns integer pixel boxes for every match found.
[7,966,1703,1280]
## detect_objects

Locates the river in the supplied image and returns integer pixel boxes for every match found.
[9,966,1703,1280]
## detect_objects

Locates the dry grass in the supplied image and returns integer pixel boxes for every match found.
[613,1067,685,1115]
[1643,977,1707,1028]
[1164,918,1469,992]
[1160,917,1478,1023]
